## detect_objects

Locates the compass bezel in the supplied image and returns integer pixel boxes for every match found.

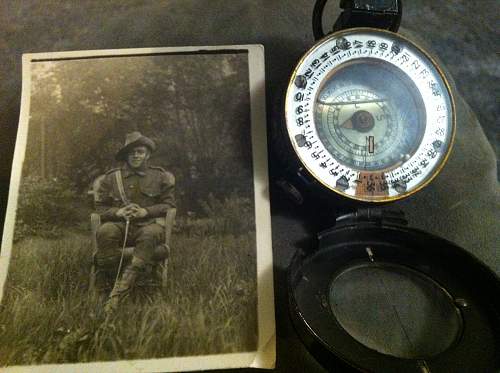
[284,27,456,203]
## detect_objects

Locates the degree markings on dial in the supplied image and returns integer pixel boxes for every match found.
[289,34,451,198]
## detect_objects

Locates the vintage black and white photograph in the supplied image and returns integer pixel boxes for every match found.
[0,45,274,372]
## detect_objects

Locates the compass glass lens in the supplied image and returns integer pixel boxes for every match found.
[315,59,425,171]
[328,264,462,359]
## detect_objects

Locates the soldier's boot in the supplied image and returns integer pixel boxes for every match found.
[93,255,119,299]
[93,269,112,300]
[136,264,161,303]
[104,257,146,316]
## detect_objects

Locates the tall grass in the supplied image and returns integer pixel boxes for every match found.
[0,225,257,366]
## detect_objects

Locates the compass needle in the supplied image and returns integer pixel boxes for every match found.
[340,117,354,129]
[318,98,388,106]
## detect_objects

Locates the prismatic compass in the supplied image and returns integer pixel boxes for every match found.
[278,1,500,372]
[285,27,454,202]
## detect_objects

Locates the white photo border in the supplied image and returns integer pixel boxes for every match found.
[0,44,275,372]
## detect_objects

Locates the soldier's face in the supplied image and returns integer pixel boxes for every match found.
[127,146,150,169]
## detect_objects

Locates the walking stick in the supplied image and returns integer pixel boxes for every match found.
[113,217,130,287]
[110,169,131,296]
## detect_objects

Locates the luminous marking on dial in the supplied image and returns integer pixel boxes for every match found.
[285,28,454,202]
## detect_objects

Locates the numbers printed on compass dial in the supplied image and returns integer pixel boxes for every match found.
[286,29,455,202]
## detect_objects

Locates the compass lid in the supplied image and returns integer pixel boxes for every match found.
[288,211,500,372]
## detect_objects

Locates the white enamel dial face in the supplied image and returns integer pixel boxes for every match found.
[285,28,455,202]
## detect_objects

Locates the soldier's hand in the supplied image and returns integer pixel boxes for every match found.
[126,205,148,219]
[120,204,148,219]
[132,207,148,219]
[116,204,140,220]
[116,207,129,219]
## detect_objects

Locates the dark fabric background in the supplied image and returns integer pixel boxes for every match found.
[0,1,498,372]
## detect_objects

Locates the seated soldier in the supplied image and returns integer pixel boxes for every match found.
[94,131,175,314]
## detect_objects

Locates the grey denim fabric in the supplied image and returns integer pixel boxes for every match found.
[0,2,497,372]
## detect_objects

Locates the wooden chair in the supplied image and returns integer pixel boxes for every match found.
[88,176,176,292]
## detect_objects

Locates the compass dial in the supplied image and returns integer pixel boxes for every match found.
[285,28,455,202]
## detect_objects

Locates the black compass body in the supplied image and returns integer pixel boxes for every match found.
[288,210,500,372]
[282,1,500,372]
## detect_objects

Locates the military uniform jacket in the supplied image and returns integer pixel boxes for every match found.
[95,164,175,224]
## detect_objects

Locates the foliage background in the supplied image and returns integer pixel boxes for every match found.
[0,51,259,365]
[24,51,254,214]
